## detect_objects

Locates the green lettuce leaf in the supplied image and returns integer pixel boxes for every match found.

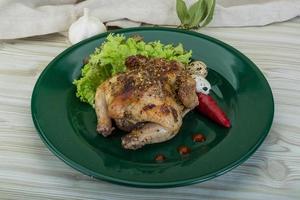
[74,33,192,106]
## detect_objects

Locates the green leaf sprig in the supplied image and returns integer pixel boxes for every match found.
[176,0,216,29]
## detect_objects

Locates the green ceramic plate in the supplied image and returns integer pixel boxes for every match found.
[31,27,274,187]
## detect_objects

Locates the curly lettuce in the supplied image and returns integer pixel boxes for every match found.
[74,33,192,106]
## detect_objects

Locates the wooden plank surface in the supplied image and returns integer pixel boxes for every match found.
[0,17,300,200]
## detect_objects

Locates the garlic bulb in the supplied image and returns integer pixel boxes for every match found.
[68,8,107,44]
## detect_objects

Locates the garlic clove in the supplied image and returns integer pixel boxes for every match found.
[68,8,107,45]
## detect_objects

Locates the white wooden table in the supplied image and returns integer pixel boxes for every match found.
[1,18,300,200]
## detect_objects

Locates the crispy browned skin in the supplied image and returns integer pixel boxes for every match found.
[95,55,198,149]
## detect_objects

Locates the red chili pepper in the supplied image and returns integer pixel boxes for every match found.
[197,93,231,128]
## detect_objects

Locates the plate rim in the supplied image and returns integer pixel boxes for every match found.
[31,27,274,188]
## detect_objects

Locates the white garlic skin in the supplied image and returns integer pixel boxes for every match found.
[68,8,107,45]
